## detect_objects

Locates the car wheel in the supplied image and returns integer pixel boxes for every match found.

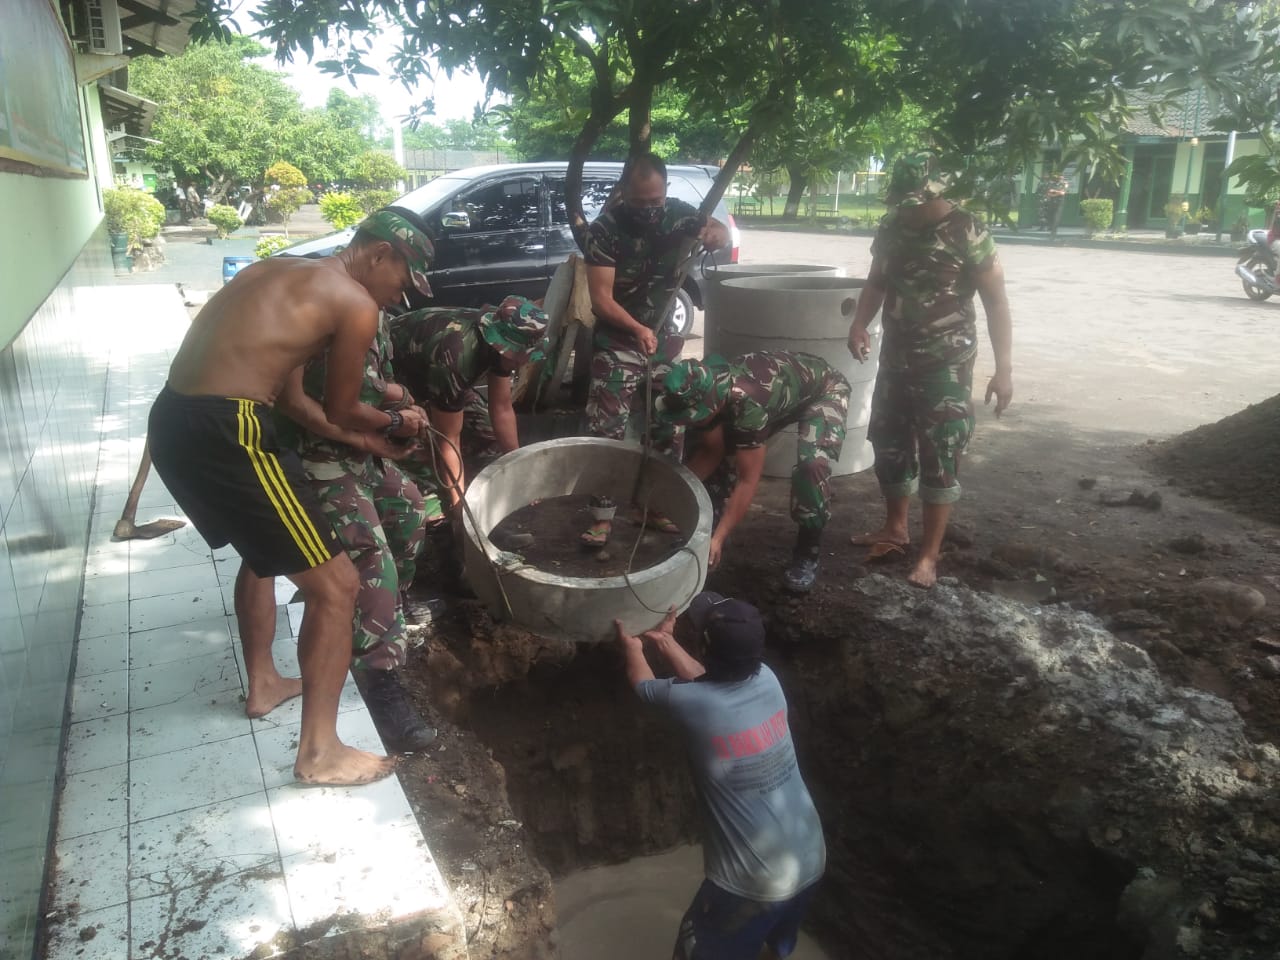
[666,287,696,337]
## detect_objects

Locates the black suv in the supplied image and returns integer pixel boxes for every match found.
[281,161,741,333]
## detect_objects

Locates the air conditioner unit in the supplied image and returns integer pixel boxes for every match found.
[85,0,124,56]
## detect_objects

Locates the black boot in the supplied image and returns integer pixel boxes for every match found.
[783,527,822,593]
[356,668,437,753]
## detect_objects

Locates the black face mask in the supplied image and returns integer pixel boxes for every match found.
[623,202,665,229]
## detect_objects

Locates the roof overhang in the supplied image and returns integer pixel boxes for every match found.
[119,0,202,59]
[99,82,159,140]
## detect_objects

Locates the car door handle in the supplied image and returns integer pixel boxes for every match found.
[521,244,545,252]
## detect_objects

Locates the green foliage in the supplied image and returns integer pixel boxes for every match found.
[319,191,364,229]
[1193,206,1215,225]
[128,37,371,199]
[1079,199,1114,236]
[207,204,243,238]
[209,0,1262,246]
[357,189,398,214]
[255,234,293,258]
[325,88,390,147]
[263,161,311,232]
[265,161,307,188]
[347,151,406,189]
[103,187,166,253]
[403,117,514,153]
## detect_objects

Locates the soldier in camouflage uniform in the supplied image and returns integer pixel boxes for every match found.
[847,152,1014,588]
[654,351,851,593]
[389,295,549,576]
[276,312,439,753]
[581,153,729,544]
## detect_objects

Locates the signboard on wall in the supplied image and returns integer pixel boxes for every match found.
[0,0,88,177]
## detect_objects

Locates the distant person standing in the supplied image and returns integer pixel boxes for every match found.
[184,181,202,221]
[616,593,826,960]
[1038,171,1069,238]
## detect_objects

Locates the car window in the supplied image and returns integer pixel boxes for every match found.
[397,176,471,218]
[446,177,541,232]
[548,177,617,224]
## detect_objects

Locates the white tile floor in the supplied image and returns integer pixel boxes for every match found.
[47,287,465,959]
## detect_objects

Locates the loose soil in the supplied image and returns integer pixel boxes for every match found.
[488,494,687,578]
[396,393,1280,959]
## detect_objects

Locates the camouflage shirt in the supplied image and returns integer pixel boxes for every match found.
[711,351,838,451]
[871,203,996,367]
[275,313,396,465]
[583,197,703,344]
[389,307,505,413]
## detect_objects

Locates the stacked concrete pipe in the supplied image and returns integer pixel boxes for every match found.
[714,275,881,478]
[461,437,712,643]
[701,262,843,357]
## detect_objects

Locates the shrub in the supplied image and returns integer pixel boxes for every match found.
[319,191,364,229]
[255,235,292,259]
[1193,205,1215,225]
[347,150,406,190]
[262,161,311,235]
[207,204,243,239]
[103,187,166,253]
[1079,198,1113,237]
[357,188,398,214]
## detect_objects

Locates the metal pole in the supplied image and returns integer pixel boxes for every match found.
[834,170,841,212]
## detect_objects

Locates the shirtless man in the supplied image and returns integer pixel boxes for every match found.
[147,208,435,785]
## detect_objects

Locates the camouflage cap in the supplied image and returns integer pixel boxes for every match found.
[356,208,436,297]
[885,152,946,207]
[479,295,550,366]
[654,357,730,425]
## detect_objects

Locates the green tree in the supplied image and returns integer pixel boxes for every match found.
[325,88,391,148]
[230,0,1258,247]
[347,150,406,189]
[402,117,514,154]
[128,36,367,200]
[262,161,310,235]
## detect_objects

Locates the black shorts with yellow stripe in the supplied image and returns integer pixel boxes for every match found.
[148,384,341,577]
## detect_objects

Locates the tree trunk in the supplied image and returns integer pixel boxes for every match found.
[783,163,808,219]
[629,83,654,154]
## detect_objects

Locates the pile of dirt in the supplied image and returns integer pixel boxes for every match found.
[1151,393,1280,526]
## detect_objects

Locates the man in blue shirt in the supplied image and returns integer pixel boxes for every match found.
[617,593,826,959]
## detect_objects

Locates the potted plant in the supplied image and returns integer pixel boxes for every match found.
[103,187,166,265]
[207,204,244,241]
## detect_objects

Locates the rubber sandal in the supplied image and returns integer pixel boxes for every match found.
[866,541,907,563]
[580,518,612,547]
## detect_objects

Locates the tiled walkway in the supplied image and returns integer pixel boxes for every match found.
[45,286,464,959]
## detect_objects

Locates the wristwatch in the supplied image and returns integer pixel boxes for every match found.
[383,409,404,435]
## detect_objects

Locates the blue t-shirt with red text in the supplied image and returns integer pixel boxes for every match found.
[636,665,826,900]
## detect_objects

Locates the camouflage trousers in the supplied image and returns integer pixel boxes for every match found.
[868,356,975,505]
[699,372,850,530]
[303,456,428,670]
[587,330,685,458]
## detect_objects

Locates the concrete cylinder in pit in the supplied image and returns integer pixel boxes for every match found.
[461,437,713,643]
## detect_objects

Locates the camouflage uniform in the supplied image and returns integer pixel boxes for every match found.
[867,201,997,505]
[389,296,548,512]
[275,315,427,670]
[583,197,704,452]
[657,351,851,529]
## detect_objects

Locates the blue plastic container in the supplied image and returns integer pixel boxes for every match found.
[222,256,255,285]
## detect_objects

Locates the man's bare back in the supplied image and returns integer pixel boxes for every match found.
[167,256,381,404]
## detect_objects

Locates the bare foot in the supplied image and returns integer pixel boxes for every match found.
[906,556,938,589]
[294,745,398,786]
[850,527,909,547]
[245,675,303,718]
[113,517,186,540]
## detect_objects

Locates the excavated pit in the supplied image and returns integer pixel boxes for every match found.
[412,576,1280,960]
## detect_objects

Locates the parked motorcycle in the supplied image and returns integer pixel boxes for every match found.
[1235,229,1278,300]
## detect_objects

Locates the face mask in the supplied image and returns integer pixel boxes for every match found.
[624,202,665,227]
